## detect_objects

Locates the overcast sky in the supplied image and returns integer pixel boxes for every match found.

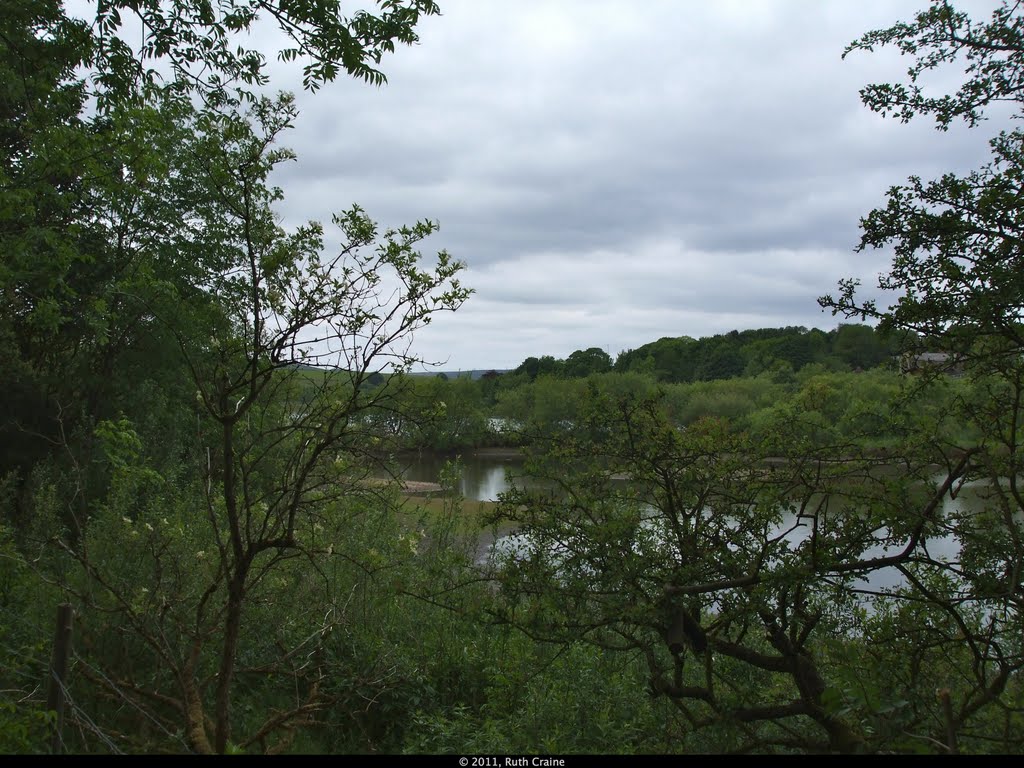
[257,0,1009,372]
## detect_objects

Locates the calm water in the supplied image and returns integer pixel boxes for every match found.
[398,451,1004,594]
[396,451,529,502]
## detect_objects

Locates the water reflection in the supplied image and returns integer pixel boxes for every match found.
[397,451,528,502]
[487,501,966,595]
[400,452,1008,595]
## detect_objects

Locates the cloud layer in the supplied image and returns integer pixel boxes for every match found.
[261,0,1009,370]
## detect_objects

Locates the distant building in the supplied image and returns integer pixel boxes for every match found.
[899,352,964,377]
[409,369,510,381]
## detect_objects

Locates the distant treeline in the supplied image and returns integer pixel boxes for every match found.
[371,323,936,453]
[510,323,899,384]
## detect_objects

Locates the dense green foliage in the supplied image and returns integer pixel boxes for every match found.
[613,324,898,382]
[509,324,899,386]
[3,0,1023,756]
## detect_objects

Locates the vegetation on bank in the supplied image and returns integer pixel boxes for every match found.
[2,0,1023,756]
[377,359,974,456]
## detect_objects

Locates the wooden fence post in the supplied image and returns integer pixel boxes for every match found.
[46,603,74,754]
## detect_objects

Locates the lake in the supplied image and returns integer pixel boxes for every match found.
[396,449,529,501]
[397,450,1000,595]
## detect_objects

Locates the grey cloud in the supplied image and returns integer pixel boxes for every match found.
[253,0,1012,370]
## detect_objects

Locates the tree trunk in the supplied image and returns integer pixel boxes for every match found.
[214,571,246,753]
[214,396,246,753]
